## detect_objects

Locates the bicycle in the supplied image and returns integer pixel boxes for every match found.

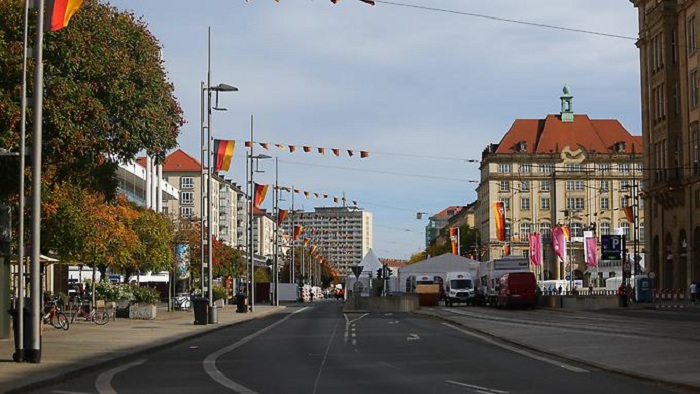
[69,297,109,325]
[42,297,70,331]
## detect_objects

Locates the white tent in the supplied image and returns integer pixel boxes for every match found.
[345,248,383,297]
[398,253,480,293]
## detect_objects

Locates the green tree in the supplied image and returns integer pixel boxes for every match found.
[128,207,175,279]
[0,0,184,200]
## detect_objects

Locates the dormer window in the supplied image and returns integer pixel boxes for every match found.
[612,141,626,152]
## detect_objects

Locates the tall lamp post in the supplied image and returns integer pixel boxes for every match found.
[246,124,270,312]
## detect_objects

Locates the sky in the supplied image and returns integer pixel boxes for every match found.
[105,0,641,260]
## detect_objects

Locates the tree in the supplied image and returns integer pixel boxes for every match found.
[128,207,175,279]
[0,0,184,201]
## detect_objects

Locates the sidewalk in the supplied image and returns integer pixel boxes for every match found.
[0,304,284,394]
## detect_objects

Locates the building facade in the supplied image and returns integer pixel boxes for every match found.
[425,206,469,247]
[632,0,700,289]
[476,87,644,284]
[284,206,373,277]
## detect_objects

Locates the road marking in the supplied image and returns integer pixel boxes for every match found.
[442,323,589,373]
[51,391,92,394]
[388,320,399,324]
[445,380,509,393]
[95,358,147,394]
[343,312,368,344]
[204,307,307,393]
[312,315,342,394]
[406,333,420,342]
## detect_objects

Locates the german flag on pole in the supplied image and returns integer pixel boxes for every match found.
[253,183,269,208]
[46,0,84,32]
[213,139,235,172]
[277,209,288,226]
[293,225,303,241]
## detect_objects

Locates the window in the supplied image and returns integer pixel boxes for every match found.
[180,177,195,189]
[181,192,194,205]
[499,180,510,192]
[598,163,610,173]
[566,180,575,191]
[180,206,194,218]
[520,197,530,210]
[566,164,582,172]
[499,197,510,210]
[671,28,678,64]
[520,222,531,240]
[651,32,664,72]
[693,124,700,175]
[620,180,630,191]
[600,180,609,192]
[652,83,666,122]
[618,163,632,173]
[575,198,585,210]
[621,222,630,238]
[640,222,645,240]
[600,222,611,236]
[540,180,551,192]
[520,181,530,191]
[497,164,511,173]
[620,196,630,208]
[571,223,583,238]
[519,164,532,173]
[538,164,554,174]
[689,15,697,54]
[601,197,609,210]
[691,69,699,108]
[540,197,550,210]
[540,222,552,240]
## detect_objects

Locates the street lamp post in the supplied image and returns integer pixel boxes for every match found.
[200,29,238,324]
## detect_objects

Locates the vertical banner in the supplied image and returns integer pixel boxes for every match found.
[529,233,541,267]
[449,227,458,255]
[552,226,567,263]
[584,230,598,268]
[175,244,190,279]
[623,206,634,223]
[493,201,505,241]
[277,209,288,226]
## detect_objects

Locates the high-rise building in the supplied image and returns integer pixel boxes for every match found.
[284,206,372,277]
[477,86,643,283]
[631,0,700,289]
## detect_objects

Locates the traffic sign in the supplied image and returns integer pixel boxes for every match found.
[601,235,622,260]
[623,262,632,273]
[351,265,364,278]
[565,275,571,281]
[648,271,656,279]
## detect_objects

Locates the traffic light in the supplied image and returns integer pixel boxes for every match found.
[386,267,393,278]
[376,268,383,279]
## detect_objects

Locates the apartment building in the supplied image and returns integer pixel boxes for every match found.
[476,87,644,283]
[284,206,373,277]
[631,0,700,289]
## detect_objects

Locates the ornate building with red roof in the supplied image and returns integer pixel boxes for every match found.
[477,87,644,284]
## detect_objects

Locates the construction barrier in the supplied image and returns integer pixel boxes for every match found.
[653,288,687,310]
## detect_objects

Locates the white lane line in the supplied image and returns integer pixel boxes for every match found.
[442,323,589,373]
[406,333,420,342]
[311,315,342,394]
[95,358,147,394]
[445,380,509,394]
[51,391,92,394]
[204,307,307,393]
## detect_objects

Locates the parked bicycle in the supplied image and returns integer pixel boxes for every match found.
[42,297,69,331]
[69,297,109,325]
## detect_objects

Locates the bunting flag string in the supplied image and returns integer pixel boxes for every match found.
[237,139,369,159]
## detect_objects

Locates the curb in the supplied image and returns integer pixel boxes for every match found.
[4,307,285,394]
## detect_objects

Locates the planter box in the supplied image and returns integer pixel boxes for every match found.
[129,303,157,320]
[214,299,225,308]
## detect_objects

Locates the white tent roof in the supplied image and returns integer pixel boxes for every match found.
[399,253,479,275]
[351,248,382,276]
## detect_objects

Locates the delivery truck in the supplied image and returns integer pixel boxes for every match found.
[444,271,476,307]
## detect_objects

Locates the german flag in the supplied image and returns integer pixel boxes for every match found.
[277,209,288,226]
[46,0,84,32]
[293,225,303,241]
[213,139,235,172]
[253,183,269,208]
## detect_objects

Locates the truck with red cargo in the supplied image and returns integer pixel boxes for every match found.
[495,271,538,309]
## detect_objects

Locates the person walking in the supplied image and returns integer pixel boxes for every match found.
[690,281,698,304]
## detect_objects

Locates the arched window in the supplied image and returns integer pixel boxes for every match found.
[520,222,531,241]
[540,222,551,240]
[600,222,611,236]
[620,222,630,238]
[571,222,583,238]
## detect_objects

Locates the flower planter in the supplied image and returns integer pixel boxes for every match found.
[128,302,157,320]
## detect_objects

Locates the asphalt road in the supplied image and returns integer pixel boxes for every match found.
[40,301,679,394]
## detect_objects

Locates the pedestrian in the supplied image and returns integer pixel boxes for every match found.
[557,285,563,295]
[690,281,698,303]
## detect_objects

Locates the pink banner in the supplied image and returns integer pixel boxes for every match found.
[529,233,542,266]
[585,236,598,268]
[552,226,567,263]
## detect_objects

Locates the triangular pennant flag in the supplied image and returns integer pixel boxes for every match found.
[318,147,326,155]
[333,197,339,203]
[245,141,252,147]
[332,148,340,156]
[360,150,369,158]
[294,188,300,194]
[304,191,310,199]
[303,146,311,152]
[314,193,320,198]
[323,194,328,198]
[275,144,285,150]
[347,150,354,157]
[260,142,269,150]
[289,145,297,153]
